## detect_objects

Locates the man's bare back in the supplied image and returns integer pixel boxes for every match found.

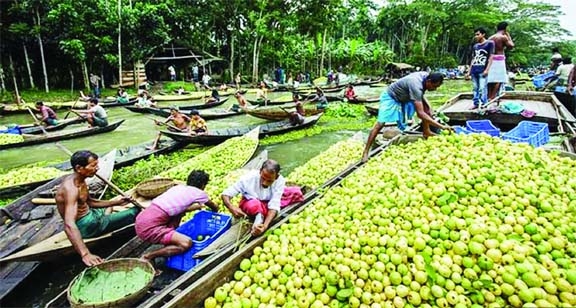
[489,32,514,55]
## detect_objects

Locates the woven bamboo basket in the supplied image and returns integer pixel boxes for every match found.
[67,258,154,308]
[135,177,177,198]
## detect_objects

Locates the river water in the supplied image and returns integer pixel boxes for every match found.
[0,86,384,173]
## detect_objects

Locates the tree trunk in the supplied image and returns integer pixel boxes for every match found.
[229,32,235,84]
[118,0,123,86]
[319,28,327,77]
[82,60,89,90]
[9,54,21,105]
[252,35,259,82]
[23,43,36,89]
[0,65,6,93]
[70,69,74,95]
[35,8,49,93]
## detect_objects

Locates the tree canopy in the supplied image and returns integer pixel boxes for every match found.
[0,0,574,93]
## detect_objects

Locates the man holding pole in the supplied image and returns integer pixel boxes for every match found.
[55,150,139,266]
[35,101,59,126]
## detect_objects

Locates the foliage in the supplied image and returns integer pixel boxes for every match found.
[0,0,570,95]
[261,102,373,145]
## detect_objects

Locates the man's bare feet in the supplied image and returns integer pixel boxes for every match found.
[361,154,369,163]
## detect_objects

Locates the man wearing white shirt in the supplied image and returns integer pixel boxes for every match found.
[222,160,286,236]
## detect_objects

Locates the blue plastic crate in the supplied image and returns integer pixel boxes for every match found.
[453,126,472,135]
[0,126,21,135]
[532,71,555,88]
[502,121,550,147]
[166,211,232,272]
[466,120,500,136]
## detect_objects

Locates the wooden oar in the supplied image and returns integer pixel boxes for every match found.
[147,116,186,133]
[54,143,145,209]
[279,107,292,115]
[26,106,49,136]
[478,93,505,115]
[64,97,81,119]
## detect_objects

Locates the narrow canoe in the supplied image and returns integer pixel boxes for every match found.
[246,96,300,106]
[124,106,152,114]
[0,120,124,151]
[244,106,323,121]
[18,117,85,135]
[153,93,206,101]
[5,128,261,267]
[353,77,384,86]
[554,91,576,117]
[0,98,136,115]
[136,132,576,307]
[147,107,244,120]
[160,113,323,146]
[0,139,183,199]
[0,150,116,300]
[178,97,229,110]
[45,151,267,308]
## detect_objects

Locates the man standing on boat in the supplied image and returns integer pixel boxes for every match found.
[361,72,450,163]
[55,150,138,266]
[222,160,303,236]
[487,21,514,100]
[466,27,494,109]
[35,101,59,126]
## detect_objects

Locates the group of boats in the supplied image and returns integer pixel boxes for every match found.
[1,87,575,306]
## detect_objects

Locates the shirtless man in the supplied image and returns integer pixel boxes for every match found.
[487,21,514,100]
[149,107,191,150]
[230,91,248,112]
[56,150,137,266]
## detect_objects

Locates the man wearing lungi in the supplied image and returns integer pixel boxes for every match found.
[487,21,515,100]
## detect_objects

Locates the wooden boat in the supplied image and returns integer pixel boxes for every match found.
[369,82,387,88]
[124,105,153,114]
[246,96,300,106]
[353,77,384,86]
[45,132,373,308]
[161,113,323,145]
[2,128,261,267]
[153,93,205,101]
[147,107,244,120]
[244,106,323,121]
[0,150,116,300]
[0,138,185,199]
[0,104,66,116]
[346,96,380,104]
[439,91,576,129]
[554,91,576,117]
[18,117,84,135]
[0,120,124,151]
[99,97,137,107]
[127,131,576,308]
[177,97,229,110]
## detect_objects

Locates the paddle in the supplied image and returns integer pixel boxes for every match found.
[279,107,292,115]
[64,97,81,119]
[26,106,48,136]
[478,93,505,115]
[55,143,145,209]
[147,116,186,133]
